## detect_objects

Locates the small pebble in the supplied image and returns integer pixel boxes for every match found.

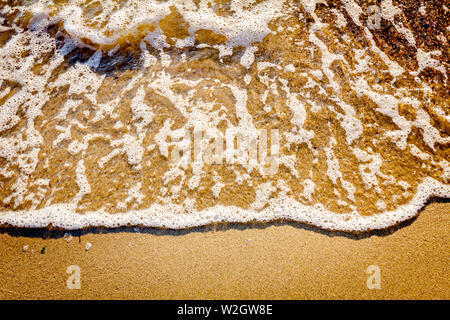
[22,245,29,252]
[85,242,92,251]
[63,233,73,243]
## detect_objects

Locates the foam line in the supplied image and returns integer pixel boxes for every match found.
[0,178,448,231]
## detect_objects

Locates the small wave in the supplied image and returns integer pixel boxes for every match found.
[0,0,448,231]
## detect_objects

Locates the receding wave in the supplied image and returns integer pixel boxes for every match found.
[0,0,448,231]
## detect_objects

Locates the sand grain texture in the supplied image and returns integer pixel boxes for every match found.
[0,202,448,300]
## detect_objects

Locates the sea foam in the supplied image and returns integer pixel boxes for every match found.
[0,0,448,231]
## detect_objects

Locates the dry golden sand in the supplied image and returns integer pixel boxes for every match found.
[0,201,448,300]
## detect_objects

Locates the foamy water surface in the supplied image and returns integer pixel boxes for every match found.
[0,0,448,231]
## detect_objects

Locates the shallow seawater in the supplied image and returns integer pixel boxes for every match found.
[0,0,448,231]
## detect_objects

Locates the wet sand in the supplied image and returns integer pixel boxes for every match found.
[0,201,448,300]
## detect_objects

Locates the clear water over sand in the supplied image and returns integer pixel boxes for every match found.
[0,0,448,230]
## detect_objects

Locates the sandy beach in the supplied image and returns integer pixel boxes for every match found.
[0,1,448,300]
[0,201,448,300]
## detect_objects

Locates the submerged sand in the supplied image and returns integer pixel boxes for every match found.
[0,0,448,232]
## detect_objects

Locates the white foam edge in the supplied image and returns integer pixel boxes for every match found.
[0,177,448,231]
[24,0,286,49]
